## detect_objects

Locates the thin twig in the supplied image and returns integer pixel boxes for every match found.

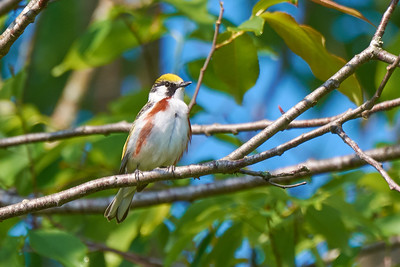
[1,98,399,148]
[188,1,224,112]
[332,125,400,192]
[238,168,308,188]
[371,0,399,45]
[374,49,400,68]
[328,53,400,191]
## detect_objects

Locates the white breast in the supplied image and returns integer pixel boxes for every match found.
[126,98,190,171]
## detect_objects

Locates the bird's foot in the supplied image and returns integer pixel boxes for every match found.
[167,165,176,177]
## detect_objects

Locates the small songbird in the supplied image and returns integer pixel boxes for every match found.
[104,74,192,223]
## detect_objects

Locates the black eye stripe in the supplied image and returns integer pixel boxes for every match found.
[150,81,180,96]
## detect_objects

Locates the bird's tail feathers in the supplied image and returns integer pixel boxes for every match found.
[104,187,136,223]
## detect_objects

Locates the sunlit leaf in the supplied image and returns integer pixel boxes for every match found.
[262,11,362,105]
[53,13,165,76]
[29,229,88,267]
[252,0,298,16]
[375,214,400,237]
[228,16,265,36]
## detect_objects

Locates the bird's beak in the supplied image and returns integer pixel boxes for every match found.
[180,81,192,88]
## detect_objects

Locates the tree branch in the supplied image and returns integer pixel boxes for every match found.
[86,241,164,267]
[0,0,23,17]
[332,125,400,191]
[224,0,399,161]
[371,0,399,44]
[374,50,400,67]
[0,97,399,148]
[329,53,400,191]
[188,1,224,112]
[1,144,400,215]
[0,0,50,60]
[224,46,373,160]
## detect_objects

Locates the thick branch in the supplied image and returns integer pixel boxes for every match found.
[0,158,250,220]
[0,0,50,60]
[224,0,399,161]
[1,144,400,215]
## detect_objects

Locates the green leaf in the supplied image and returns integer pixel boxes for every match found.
[309,0,374,26]
[228,16,265,36]
[375,214,400,237]
[262,11,362,105]
[305,204,349,250]
[188,33,260,104]
[209,223,243,266]
[165,198,232,265]
[164,0,215,25]
[0,70,27,100]
[0,236,25,266]
[0,147,30,188]
[24,0,83,111]
[190,230,214,267]
[252,0,298,16]
[325,195,382,239]
[53,13,165,76]
[29,229,88,267]
[269,217,295,267]
[188,58,231,97]
[105,205,170,265]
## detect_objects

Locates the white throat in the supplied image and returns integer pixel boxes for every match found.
[148,85,185,102]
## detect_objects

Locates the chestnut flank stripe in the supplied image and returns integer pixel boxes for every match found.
[134,98,170,156]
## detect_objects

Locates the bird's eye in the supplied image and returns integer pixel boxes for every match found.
[165,81,170,87]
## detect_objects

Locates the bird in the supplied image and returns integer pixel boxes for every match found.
[104,74,192,223]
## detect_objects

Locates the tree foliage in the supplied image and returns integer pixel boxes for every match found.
[0,0,400,266]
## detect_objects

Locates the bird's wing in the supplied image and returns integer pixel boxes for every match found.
[119,128,133,174]
[119,101,154,174]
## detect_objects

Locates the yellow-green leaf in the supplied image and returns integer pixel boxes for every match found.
[262,11,362,105]
[309,0,374,26]
[228,16,265,36]
[252,0,298,16]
